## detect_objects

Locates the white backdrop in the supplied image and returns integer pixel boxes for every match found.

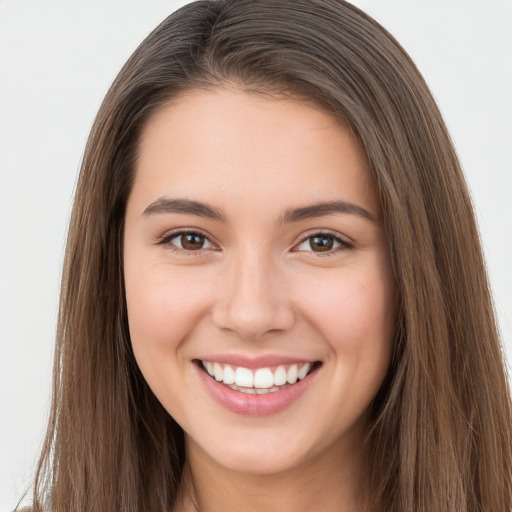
[1,1,511,508]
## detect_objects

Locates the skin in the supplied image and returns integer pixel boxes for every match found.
[123,87,397,512]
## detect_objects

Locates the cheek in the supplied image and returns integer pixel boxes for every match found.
[312,277,391,331]
[296,262,397,366]
[124,264,217,421]
[297,265,397,436]
[125,265,211,361]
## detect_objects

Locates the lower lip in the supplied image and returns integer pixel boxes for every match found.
[195,363,319,416]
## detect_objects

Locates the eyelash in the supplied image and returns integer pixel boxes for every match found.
[157,230,217,254]
[294,231,353,256]
[157,229,353,256]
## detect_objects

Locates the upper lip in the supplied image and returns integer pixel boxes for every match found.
[195,353,319,369]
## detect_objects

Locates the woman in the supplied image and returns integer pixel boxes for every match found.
[23,1,512,511]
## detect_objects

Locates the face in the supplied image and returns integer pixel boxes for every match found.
[124,88,397,476]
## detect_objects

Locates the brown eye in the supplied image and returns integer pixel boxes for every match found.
[295,233,349,254]
[309,235,335,252]
[167,232,214,251]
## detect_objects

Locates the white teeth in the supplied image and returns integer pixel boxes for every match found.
[205,361,214,377]
[237,386,257,394]
[201,361,316,389]
[253,368,274,389]
[274,365,287,386]
[297,363,311,380]
[222,365,235,385]
[287,365,298,384]
[213,362,223,381]
[235,367,254,387]
[229,384,282,394]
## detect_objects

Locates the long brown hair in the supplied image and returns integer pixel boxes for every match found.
[26,1,512,510]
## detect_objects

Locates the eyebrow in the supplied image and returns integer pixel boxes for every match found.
[143,197,377,223]
[143,198,227,221]
[280,200,377,223]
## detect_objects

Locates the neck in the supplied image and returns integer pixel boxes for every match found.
[174,433,372,512]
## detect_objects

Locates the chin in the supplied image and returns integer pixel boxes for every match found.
[187,425,322,477]
[211,447,306,476]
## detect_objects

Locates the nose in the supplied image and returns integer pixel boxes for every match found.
[211,250,296,340]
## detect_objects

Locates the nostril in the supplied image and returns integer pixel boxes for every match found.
[210,283,296,339]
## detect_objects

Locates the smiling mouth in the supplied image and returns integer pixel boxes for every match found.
[195,359,322,394]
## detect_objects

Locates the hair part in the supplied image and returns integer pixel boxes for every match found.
[27,1,512,511]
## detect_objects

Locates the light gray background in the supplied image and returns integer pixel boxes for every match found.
[1,1,511,509]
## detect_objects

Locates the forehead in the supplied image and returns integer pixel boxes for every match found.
[132,87,380,218]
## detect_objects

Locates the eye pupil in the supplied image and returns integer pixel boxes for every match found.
[310,236,334,252]
[182,234,204,250]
